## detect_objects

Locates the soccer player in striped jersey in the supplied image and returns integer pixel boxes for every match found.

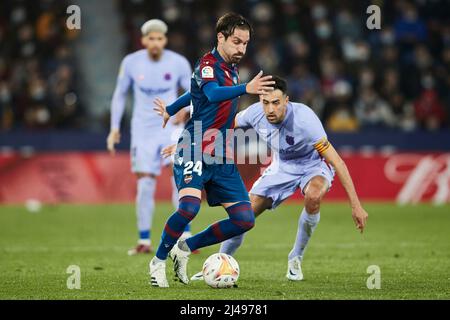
[149,13,275,287]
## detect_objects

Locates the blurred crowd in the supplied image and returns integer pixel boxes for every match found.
[120,0,450,132]
[1,0,449,133]
[0,0,82,131]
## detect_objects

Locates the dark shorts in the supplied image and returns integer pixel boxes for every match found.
[173,158,250,207]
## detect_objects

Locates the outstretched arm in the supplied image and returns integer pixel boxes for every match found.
[166,91,192,116]
[203,70,274,104]
[320,143,369,233]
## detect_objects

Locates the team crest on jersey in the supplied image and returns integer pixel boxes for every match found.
[201,66,214,79]
[164,73,171,81]
[286,135,295,146]
[184,174,193,184]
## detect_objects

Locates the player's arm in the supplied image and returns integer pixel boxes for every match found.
[317,141,369,233]
[173,57,194,125]
[108,57,132,154]
[202,71,274,103]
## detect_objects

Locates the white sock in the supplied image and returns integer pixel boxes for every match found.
[219,234,245,255]
[138,239,151,246]
[288,208,320,261]
[136,176,156,239]
[152,256,165,264]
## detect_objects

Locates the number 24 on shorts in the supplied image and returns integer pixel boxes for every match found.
[183,161,203,176]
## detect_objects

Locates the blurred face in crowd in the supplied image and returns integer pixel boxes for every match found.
[217,28,250,64]
[261,89,289,124]
[142,31,167,60]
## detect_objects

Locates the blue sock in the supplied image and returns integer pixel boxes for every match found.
[186,202,254,251]
[139,230,150,240]
[155,196,201,260]
[184,223,191,233]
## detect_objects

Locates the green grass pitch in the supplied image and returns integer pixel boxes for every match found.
[0,202,449,299]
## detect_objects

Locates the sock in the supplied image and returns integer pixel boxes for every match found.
[171,176,192,234]
[178,239,191,253]
[155,196,201,260]
[288,208,320,261]
[151,256,165,265]
[139,230,150,240]
[138,238,151,246]
[186,202,254,251]
[219,233,245,255]
[136,177,156,240]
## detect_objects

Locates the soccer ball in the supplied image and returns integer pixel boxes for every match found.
[202,253,240,288]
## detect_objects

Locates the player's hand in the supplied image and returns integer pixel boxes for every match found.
[352,206,368,234]
[107,129,121,155]
[153,98,170,128]
[246,71,275,95]
[161,144,177,159]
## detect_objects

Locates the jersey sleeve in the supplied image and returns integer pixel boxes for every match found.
[194,58,218,89]
[177,56,193,92]
[110,56,133,130]
[305,110,330,155]
[235,104,258,128]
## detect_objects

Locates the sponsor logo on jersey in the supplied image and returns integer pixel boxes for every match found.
[201,66,214,79]
[138,86,171,96]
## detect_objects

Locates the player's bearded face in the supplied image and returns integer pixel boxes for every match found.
[142,32,167,58]
[219,29,250,64]
[261,90,289,124]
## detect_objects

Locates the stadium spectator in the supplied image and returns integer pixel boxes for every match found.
[0,0,81,130]
[1,0,449,133]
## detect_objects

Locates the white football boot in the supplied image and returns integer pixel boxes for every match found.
[286,256,304,281]
[190,271,204,281]
[169,241,190,284]
[149,257,169,288]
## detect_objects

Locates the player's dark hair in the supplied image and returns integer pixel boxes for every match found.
[216,13,253,39]
[271,75,288,95]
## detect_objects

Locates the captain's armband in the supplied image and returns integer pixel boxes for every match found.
[313,137,330,155]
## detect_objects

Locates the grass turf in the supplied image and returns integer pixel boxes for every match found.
[0,202,449,300]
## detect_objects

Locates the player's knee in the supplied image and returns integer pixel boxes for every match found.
[177,195,201,222]
[228,202,255,232]
[242,211,255,231]
[305,190,322,214]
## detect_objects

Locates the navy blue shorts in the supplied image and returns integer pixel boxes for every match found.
[173,158,250,207]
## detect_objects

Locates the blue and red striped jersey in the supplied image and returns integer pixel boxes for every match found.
[183,48,241,160]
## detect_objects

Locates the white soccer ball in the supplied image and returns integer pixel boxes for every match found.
[25,199,42,213]
[202,253,240,288]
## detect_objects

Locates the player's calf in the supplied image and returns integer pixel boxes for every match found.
[155,195,201,260]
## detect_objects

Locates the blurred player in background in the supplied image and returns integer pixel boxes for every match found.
[150,13,275,287]
[107,19,192,255]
